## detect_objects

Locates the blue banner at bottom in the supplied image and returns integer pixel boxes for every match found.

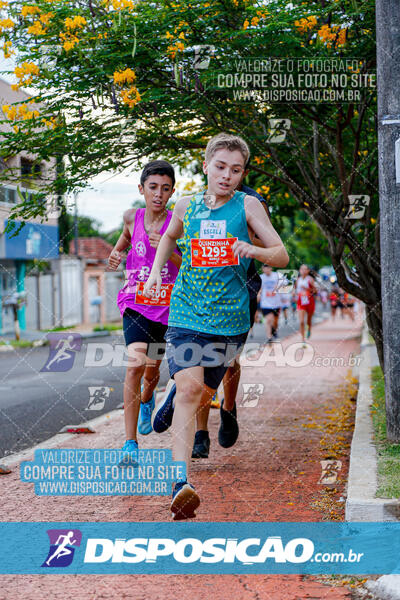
[1,522,400,574]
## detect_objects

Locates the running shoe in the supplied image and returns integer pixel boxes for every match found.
[210,391,220,409]
[152,379,176,433]
[119,439,139,466]
[218,400,239,448]
[306,328,311,339]
[170,481,200,520]
[192,430,210,458]
[138,388,155,435]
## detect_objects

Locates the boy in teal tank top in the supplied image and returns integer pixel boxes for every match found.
[144,133,289,520]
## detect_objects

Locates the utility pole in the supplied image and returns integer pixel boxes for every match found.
[376,0,400,442]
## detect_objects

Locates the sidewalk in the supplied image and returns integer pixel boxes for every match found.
[0,314,364,599]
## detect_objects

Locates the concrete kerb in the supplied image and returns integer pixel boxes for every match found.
[346,321,400,522]
[365,576,400,600]
[0,329,112,352]
[2,387,165,470]
[2,410,119,470]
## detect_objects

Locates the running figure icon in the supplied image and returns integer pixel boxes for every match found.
[45,531,77,566]
[43,334,80,371]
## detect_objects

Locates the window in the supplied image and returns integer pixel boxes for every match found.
[20,157,41,177]
[0,186,16,204]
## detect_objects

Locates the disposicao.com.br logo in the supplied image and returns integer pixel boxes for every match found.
[83,536,363,565]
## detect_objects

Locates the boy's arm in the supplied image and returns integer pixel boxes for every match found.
[237,196,289,267]
[143,197,188,296]
[107,209,136,270]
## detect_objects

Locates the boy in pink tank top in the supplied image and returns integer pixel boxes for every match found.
[107,160,181,461]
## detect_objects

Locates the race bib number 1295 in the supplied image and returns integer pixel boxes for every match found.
[191,238,239,267]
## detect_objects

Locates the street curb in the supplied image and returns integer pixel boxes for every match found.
[345,322,400,522]
[365,576,400,600]
[3,410,118,468]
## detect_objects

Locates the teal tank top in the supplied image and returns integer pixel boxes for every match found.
[168,190,252,335]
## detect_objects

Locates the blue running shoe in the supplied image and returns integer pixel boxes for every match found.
[138,389,155,435]
[170,480,200,520]
[152,379,176,433]
[119,439,139,466]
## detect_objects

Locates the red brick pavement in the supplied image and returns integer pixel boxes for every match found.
[0,314,363,599]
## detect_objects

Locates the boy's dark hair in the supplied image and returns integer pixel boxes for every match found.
[140,160,175,187]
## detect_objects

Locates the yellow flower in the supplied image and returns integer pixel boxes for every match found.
[113,67,136,85]
[0,18,15,32]
[59,31,80,51]
[120,86,141,108]
[295,16,317,34]
[40,12,53,25]
[3,40,13,58]
[243,19,249,30]
[21,6,40,17]
[65,15,87,30]
[28,21,47,35]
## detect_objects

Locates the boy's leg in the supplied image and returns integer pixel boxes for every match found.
[142,358,162,403]
[124,342,147,440]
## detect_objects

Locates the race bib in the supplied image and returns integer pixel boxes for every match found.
[191,238,239,267]
[300,293,310,306]
[264,291,277,297]
[135,282,173,306]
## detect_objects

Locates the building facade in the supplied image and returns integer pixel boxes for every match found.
[0,78,59,334]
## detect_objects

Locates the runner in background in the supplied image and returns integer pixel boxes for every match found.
[294,264,317,346]
[330,286,340,319]
[337,287,345,318]
[259,265,281,343]
[291,291,298,318]
[278,272,291,325]
[345,293,356,320]
[319,287,329,309]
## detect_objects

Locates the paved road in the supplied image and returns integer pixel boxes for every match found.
[0,305,329,459]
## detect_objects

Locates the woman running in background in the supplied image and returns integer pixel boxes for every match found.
[295,264,317,345]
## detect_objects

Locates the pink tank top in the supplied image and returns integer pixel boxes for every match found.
[117,208,180,325]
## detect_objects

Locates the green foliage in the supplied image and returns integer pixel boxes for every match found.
[371,366,400,498]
